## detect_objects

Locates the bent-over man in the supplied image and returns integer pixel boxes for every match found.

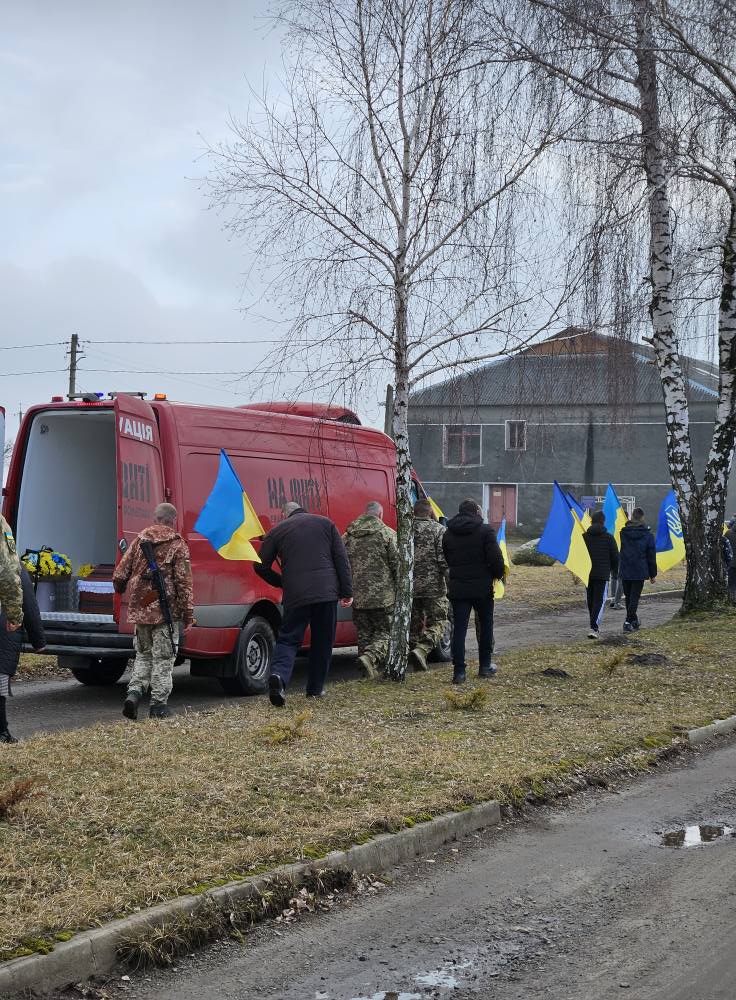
[409,499,448,672]
[344,501,398,678]
[114,502,194,720]
[255,501,353,707]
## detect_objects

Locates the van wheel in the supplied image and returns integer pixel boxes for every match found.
[428,618,452,663]
[65,657,128,686]
[220,617,275,696]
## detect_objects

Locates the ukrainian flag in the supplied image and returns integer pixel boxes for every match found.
[566,490,592,529]
[602,483,627,545]
[538,481,592,584]
[494,518,511,599]
[195,450,265,562]
[656,489,686,573]
[427,495,444,521]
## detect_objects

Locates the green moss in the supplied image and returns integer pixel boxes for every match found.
[54,931,75,942]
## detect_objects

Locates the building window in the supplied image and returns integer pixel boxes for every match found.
[443,425,481,467]
[505,420,527,452]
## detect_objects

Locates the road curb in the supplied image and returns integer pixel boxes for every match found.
[687,713,736,746]
[1,799,501,997]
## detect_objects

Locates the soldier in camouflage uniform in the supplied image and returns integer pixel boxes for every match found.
[343,501,398,678]
[113,503,194,720]
[0,514,23,743]
[409,500,449,672]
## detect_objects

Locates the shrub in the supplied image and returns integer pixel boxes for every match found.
[511,539,555,567]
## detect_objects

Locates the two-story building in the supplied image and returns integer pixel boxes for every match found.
[408,328,733,532]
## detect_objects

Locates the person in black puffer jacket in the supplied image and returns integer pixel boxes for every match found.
[583,511,619,639]
[442,499,505,684]
[619,508,657,632]
[0,567,46,743]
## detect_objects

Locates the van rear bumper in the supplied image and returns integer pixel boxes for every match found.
[28,616,134,659]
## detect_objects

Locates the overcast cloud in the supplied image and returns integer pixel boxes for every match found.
[2,0,368,453]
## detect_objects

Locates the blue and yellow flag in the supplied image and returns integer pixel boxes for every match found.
[566,490,592,529]
[538,481,592,584]
[194,450,264,562]
[494,518,511,599]
[602,483,627,545]
[656,489,685,573]
[427,495,444,521]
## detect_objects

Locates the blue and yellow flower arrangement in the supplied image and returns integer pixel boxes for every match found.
[21,548,73,579]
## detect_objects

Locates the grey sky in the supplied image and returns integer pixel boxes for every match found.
[2,0,370,449]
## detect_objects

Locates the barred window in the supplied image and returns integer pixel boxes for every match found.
[505,420,527,452]
[443,425,481,467]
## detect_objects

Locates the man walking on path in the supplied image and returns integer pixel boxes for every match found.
[255,502,353,707]
[343,501,397,678]
[619,508,657,632]
[114,503,194,720]
[442,499,505,685]
[409,500,449,672]
[583,510,619,640]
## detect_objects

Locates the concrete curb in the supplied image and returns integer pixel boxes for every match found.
[1,800,501,997]
[686,713,736,746]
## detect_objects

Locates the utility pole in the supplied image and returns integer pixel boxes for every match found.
[67,333,83,396]
[383,383,394,438]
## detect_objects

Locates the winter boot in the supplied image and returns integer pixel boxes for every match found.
[452,670,466,685]
[122,690,141,720]
[268,674,286,708]
[356,654,377,679]
[149,702,171,719]
[478,663,498,678]
[409,647,429,672]
[0,730,18,744]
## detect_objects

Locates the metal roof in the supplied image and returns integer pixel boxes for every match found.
[410,339,719,409]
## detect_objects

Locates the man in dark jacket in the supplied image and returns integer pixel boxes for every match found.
[441,499,505,684]
[0,567,46,743]
[255,501,353,706]
[583,511,619,639]
[619,508,657,633]
[726,518,736,603]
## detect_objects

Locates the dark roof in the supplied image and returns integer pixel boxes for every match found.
[410,331,719,408]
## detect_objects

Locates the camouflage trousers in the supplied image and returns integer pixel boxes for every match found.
[128,622,180,704]
[353,607,392,669]
[410,595,449,655]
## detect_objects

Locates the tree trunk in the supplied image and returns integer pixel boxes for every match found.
[386,309,414,681]
[687,195,736,609]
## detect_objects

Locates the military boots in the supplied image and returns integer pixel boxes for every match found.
[122,690,141,720]
[149,703,171,719]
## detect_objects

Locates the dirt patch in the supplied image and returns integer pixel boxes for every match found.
[627,653,673,668]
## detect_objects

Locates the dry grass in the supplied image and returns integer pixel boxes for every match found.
[0,609,734,960]
[15,653,72,683]
[444,688,488,711]
[502,562,686,614]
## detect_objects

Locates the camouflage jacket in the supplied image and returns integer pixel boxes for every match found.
[0,515,23,626]
[343,514,398,610]
[413,516,448,597]
[113,524,194,626]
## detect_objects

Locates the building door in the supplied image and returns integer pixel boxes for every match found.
[485,484,517,528]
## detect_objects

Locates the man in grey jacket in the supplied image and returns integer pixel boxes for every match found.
[255,502,353,706]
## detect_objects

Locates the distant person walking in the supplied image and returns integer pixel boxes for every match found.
[255,502,353,707]
[583,511,619,639]
[442,499,505,684]
[618,508,657,633]
[114,503,194,720]
[343,501,397,678]
[409,500,449,672]
[726,518,736,603]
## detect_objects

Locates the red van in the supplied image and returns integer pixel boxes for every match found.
[2,393,446,693]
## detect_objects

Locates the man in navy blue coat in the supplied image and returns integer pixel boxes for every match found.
[619,508,657,633]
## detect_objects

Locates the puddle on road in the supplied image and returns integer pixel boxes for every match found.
[348,993,421,1000]
[661,823,734,847]
[348,958,473,999]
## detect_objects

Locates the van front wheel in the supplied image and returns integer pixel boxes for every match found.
[64,657,129,686]
[220,616,275,696]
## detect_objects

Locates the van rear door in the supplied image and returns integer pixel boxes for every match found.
[114,394,165,631]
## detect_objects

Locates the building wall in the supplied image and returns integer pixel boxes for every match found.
[409,402,736,532]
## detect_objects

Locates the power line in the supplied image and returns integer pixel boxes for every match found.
[0,369,67,377]
[0,342,66,350]
[90,339,284,346]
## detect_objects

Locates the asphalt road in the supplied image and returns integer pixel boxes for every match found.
[113,737,736,1000]
[10,595,681,740]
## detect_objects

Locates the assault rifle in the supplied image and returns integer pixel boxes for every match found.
[139,539,176,655]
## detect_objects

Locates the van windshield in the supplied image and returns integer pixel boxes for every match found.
[16,409,117,577]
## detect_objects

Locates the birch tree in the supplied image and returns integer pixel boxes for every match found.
[209,0,579,676]
[497,0,736,608]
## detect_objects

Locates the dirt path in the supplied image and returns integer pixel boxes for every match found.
[11,595,682,740]
[114,737,736,1000]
